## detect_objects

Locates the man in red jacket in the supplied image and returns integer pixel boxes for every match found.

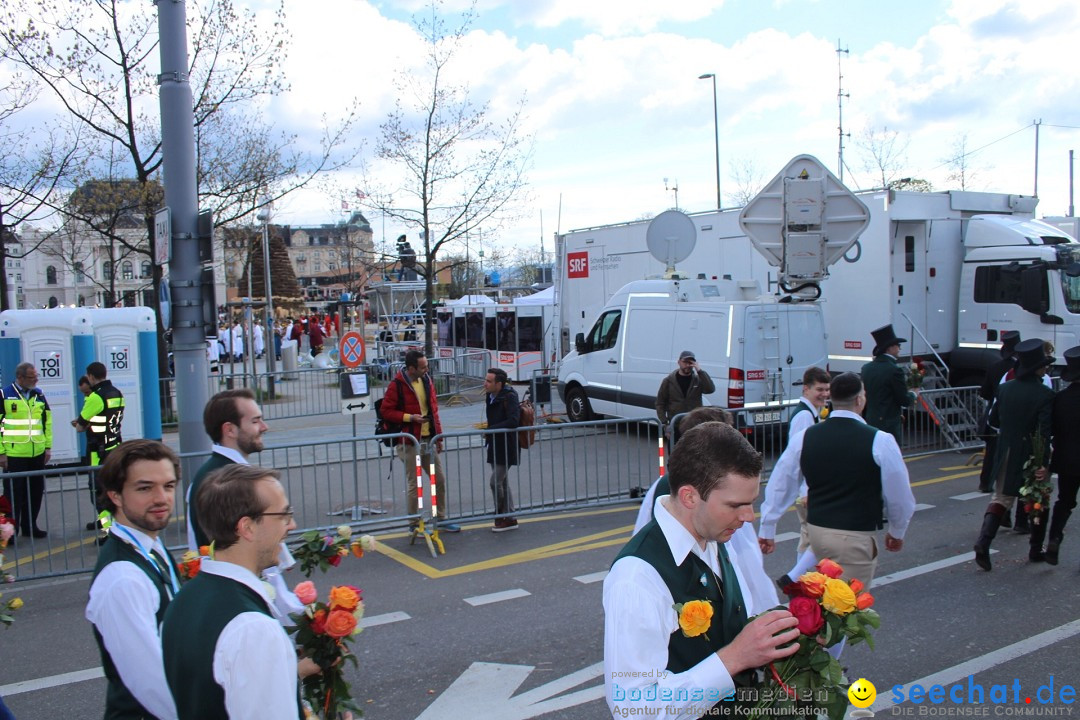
[381,350,459,532]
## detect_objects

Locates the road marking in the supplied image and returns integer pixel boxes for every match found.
[358,611,411,628]
[869,618,1080,713]
[873,550,997,588]
[910,469,979,487]
[951,491,989,501]
[773,532,801,543]
[464,588,532,607]
[416,661,604,719]
[914,503,935,512]
[0,667,104,697]
[573,571,608,584]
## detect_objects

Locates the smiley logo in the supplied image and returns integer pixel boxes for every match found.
[848,678,876,708]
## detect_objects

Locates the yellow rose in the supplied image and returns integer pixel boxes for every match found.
[675,599,713,638]
[9,597,23,610]
[821,578,857,616]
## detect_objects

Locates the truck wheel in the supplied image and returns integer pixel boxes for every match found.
[566,387,593,422]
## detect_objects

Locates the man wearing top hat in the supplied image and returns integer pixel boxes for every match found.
[1044,346,1080,565]
[973,339,1055,571]
[977,331,1022,493]
[861,324,913,440]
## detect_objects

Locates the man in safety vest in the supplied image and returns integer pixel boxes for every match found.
[73,362,126,532]
[0,362,53,539]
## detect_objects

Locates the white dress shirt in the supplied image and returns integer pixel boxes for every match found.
[632,479,778,616]
[199,559,300,720]
[605,498,740,720]
[787,398,820,499]
[758,409,915,541]
[86,524,179,720]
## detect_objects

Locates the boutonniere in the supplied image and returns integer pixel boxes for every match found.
[672,599,713,641]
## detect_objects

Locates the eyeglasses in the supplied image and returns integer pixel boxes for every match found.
[258,510,294,521]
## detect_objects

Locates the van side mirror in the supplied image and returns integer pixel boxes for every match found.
[1020,266,1049,315]
[575,332,589,353]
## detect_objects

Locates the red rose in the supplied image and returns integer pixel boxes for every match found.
[310,609,328,635]
[856,592,875,610]
[328,553,342,567]
[788,596,824,635]
[816,558,844,579]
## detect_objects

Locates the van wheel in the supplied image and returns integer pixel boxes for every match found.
[566,387,593,422]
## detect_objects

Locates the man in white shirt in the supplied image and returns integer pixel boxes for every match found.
[86,439,183,720]
[758,372,916,588]
[162,464,318,720]
[605,422,800,719]
[632,407,778,617]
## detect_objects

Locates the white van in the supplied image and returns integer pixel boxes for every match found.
[556,278,828,428]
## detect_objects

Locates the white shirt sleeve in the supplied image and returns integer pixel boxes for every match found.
[758,432,805,540]
[86,562,178,720]
[604,557,735,719]
[215,612,300,720]
[632,478,662,535]
[726,524,780,615]
[872,431,916,540]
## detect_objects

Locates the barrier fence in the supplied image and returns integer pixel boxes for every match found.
[2,386,989,583]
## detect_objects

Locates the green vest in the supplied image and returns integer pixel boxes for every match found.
[84,379,125,461]
[162,572,296,720]
[800,418,883,531]
[614,519,750,682]
[90,535,175,720]
[186,453,234,548]
[788,402,817,433]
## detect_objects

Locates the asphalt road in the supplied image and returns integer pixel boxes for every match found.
[3,451,1080,719]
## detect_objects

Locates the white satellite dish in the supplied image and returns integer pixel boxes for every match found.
[646,210,697,277]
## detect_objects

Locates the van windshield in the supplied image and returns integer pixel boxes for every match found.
[1062,272,1080,314]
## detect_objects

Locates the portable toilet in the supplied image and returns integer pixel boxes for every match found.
[0,308,95,463]
[86,307,162,442]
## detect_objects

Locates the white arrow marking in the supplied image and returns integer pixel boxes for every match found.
[415,661,605,720]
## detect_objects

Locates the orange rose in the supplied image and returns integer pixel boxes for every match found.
[798,572,829,597]
[325,609,358,639]
[816,558,844,579]
[675,599,713,638]
[350,541,365,558]
[328,585,360,612]
[849,579,864,594]
[198,545,212,557]
[856,592,875,610]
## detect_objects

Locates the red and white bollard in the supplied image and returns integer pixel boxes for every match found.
[414,452,424,512]
[429,456,438,521]
[658,435,666,477]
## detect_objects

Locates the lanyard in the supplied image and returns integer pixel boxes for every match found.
[113,525,181,596]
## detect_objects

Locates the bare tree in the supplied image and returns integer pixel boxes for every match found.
[2,0,358,368]
[856,125,911,190]
[942,133,989,191]
[726,156,766,207]
[364,0,532,355]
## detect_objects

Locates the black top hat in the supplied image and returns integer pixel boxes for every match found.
[1061,346,1080,383]
[1013,338,1055,378]
[871,324,907,356]
[1000,330,1021,357]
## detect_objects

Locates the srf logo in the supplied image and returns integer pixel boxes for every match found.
[567,251,589,279]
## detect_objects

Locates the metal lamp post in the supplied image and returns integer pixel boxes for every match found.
[256,200,276,396]
[699,73,721,210]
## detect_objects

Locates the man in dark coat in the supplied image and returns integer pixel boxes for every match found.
[861,324,912,441]
[973,339,1055,570]
[484,368,520,532]
[655,350,715,443]
[977,331,1021,493]
[1045,346,1080,565]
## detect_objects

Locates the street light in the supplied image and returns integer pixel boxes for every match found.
[256,199,276,388]
[699,73,721,210]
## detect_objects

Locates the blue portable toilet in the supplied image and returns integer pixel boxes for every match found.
[86,307,162,442]
[0,308,95,463]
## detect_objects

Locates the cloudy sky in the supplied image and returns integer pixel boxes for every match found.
[15,0,1080,257]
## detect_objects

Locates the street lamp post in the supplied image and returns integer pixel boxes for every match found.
[699,73,721,210]
[256,200,276,396]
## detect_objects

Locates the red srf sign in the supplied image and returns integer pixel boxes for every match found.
[567,251,589,279]
[844,340,862,349]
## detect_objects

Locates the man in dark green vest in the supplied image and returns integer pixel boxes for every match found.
[861,324,913,441]
[974,339,1055,570]
[163,464,319,719]
[604,422,800,718]
[85,440,182,720]
[758,373,916,589]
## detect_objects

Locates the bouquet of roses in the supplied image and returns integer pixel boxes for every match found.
[907,359,928,390]
[290,581,364,720]
[0,497,15,584]
[177,545,212,582]
[293,525,376,578]
[1019,427,1052,525]
[750,558,880,720]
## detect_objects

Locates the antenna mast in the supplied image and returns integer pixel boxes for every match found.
[837,40,850,182]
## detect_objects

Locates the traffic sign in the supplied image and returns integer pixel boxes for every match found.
[340,371,372,416]
[154,207,171,266]
[339,331,365,368]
